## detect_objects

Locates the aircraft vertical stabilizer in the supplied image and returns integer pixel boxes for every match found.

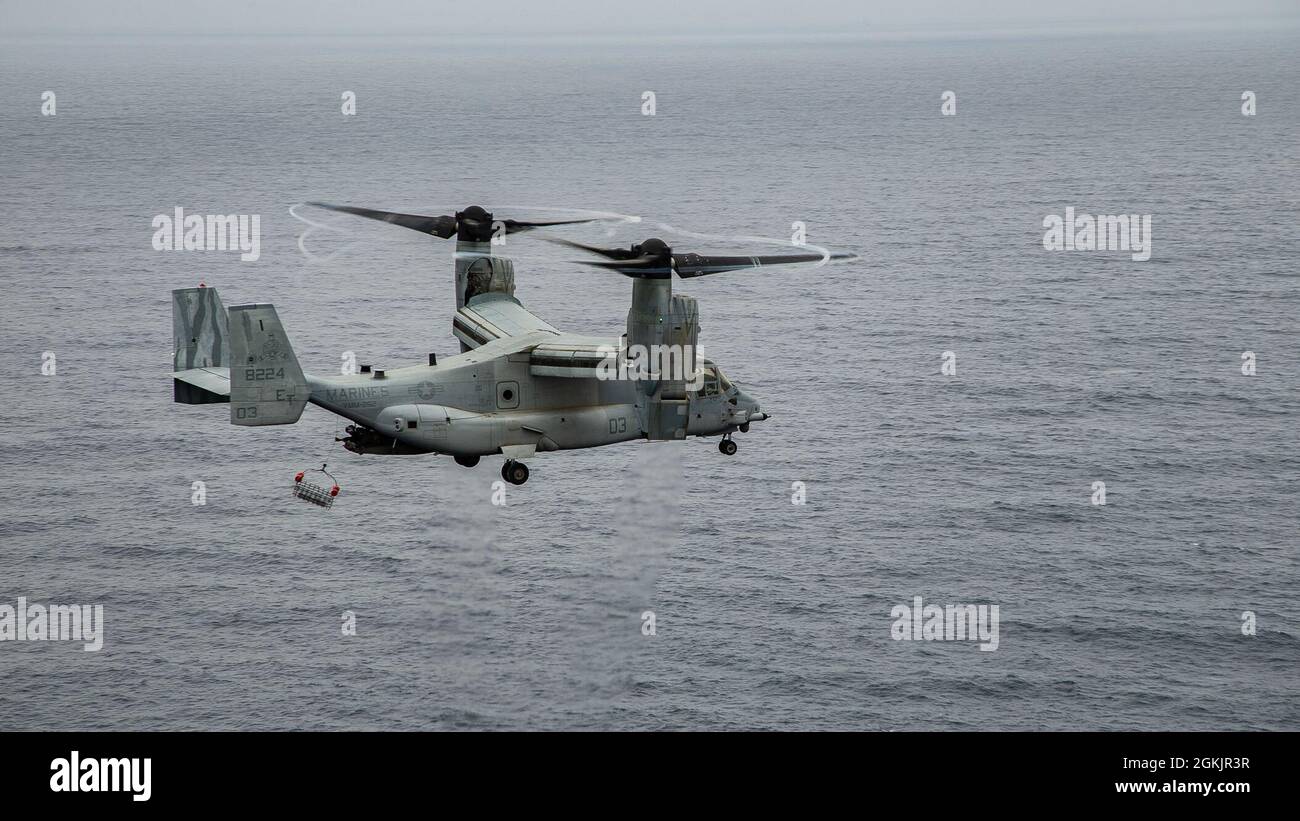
[228,304,310,426]
[172,286,231,404]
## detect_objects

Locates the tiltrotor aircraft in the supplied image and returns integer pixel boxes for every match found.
[170,203,853,484]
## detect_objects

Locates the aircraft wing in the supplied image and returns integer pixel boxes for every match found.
[528,335,618,378]
[453,293,561,349]
[172,366,231,404]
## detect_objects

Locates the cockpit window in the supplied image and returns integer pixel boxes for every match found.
[715,368,734,393]
[699,367,720,396]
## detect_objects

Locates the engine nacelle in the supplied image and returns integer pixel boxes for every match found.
[455,242,516,310]
[626,279,700,439]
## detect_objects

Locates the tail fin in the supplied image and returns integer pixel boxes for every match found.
[172,286,231,404]
[173,287,228,369]
[228,303,310,426]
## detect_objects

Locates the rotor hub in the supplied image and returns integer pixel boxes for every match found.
[638,237,671,256]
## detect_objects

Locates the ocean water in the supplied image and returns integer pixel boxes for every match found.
[0,27,1297,730]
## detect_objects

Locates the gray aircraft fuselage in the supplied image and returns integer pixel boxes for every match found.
[306,334,761,458]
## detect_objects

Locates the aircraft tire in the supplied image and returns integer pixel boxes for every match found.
[504,460,529,485]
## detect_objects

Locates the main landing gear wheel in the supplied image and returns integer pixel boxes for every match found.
[502,459,530,485]
[454,454,480,468]
[719,438,738,456]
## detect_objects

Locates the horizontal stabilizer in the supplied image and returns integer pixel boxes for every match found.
[172,366,230,404]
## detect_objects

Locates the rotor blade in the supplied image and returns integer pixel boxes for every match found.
[308,202,458,239]
[544,236,644,259]
[672,251,858,277]
[501,217,606,235]
[568,257,674,277]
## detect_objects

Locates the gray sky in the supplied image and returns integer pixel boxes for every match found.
[2,0,1295,36]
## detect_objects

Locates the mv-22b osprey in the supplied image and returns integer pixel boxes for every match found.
[170,204,853,485]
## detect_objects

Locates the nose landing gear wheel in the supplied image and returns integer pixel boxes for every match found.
[719,438,738,456]
[502,459,530,485]
[455,454,480,468]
